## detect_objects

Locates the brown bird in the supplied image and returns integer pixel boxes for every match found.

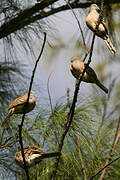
[86,4,116,54]
[4,91,36,123]
[70,56,108,94]
[15,146,61,168]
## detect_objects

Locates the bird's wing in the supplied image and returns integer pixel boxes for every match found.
[40,152,61,159]
[85,64,98,83]
[86,11,109,39]
[8,93,28,110]
[101,20,109,35]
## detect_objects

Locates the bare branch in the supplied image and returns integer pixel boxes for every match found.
[99,117,120,180]
[50,1,105,178]
[18,32,46,180]
[0,0,119,39]
[67,88,70,108]
[89,156,120,180]
[47,72,53,113]
[50,57,93,179]
[0,132,18,150]
[65,0,86,49]
[73,128,87,180]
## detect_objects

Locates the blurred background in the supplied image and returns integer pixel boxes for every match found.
[0,0,120,179]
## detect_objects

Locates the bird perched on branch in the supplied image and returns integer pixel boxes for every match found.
[4,91,36,123]
[15,146,61,168]
[86,4,116,54]
[70,56,108,94]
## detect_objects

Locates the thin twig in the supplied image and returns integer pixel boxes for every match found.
[50,20,96,180]
[64,0,91,62]
[50,1,104,179]
[65,0,86,48]
[92,0,106,151]
[89,156,120,180]
[99,117,120,180]
[0,0,119,39]
[50,57,92,179]
[67,88,70,108]
[47,72,54,113]
[83,50,90,62]
[0,132,18,150]
[47,71,59,144]
[84,0,104,61]
[18,32,46,180]
[73,128,87,180]
[0,1,92,39]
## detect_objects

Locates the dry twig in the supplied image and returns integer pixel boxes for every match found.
[50,1,104,179]
[65,0,90,62]
[65,0,86,48]
[89,156,120,180]
[99,117,120,180]
[0,1,119,39]
[73,128,87,180]
[67,88,70,108]
[47,72,59,143]
[47,72,54,113]
[18,32,46,180]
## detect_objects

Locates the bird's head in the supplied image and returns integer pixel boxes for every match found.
[90,4,100,12]
[30,91,35,99]
[70,56,80,63]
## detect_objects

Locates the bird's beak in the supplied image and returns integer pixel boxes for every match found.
[70,64,73,71]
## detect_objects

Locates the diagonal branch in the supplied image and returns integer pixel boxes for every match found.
[89,156,120,180]
[47,72,54,113]
[65,0,86,49]
[65,0,90,63]
[0,0,58,39]
[18,32,46,180]
[50,1,105,179]
[0,0,119,39]
[50,40,95,179]
[99,117,120,180]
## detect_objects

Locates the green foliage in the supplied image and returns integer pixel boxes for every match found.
[0,0,120,179]
[0,89,120,179]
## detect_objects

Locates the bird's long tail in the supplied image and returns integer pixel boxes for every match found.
[41,152,61,159]
[96,80,108,94]
[104,37,116,54]
[33,152,61,167]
